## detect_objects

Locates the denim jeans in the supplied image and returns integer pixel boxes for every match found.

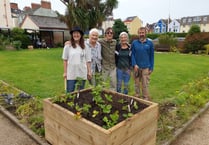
[116,68,130,94]
[66,80,86,93]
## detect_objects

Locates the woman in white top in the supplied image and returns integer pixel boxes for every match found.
[85,28,102,86]
[62,27,92,92]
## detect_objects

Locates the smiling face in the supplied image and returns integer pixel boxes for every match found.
[138,28,146,42]
[72,31,82,42]
[120,34,128,44]
[89,31,99,44]
[105,28,114,41]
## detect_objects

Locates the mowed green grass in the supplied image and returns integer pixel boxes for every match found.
[0,49,209,102]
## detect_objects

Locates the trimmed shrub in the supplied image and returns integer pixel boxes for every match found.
[184,32,209,53]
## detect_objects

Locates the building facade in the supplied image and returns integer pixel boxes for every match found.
[168,19,181,33]
[124,16,143,35]
[18,0,69,47]
[180,15,209,32]
[0,0,13,29]
[153,19,167,33]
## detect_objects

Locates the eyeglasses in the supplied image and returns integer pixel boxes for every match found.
[106,32,113,35]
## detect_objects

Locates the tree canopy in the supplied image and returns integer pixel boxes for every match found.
[112,19,128,40]
[58,0,118,31]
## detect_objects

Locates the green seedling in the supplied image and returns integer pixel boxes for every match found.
[92,110,99,118]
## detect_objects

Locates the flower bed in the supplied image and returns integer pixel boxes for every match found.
[44,88,159,145]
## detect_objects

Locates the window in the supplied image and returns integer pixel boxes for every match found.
[188,18,192,23]
[196,16,201,21]
[203,17,208,22]
[182,19,186,23]
[193,16,201,22]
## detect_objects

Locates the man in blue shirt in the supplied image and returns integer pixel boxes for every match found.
[131,27,154,100]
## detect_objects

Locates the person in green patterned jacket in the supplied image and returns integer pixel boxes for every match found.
[98,27,117,90]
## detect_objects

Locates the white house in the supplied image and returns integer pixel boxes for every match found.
[0,0,13,29]
[168,19,180,33]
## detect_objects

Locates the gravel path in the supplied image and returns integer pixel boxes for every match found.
[0,113,38,145]
[171,108,209,145]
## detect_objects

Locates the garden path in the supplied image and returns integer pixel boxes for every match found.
[171,107,209,145]
[0,112,38,145]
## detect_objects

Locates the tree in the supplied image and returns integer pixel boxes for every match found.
[112,19,128,40]
[187,24,201,36]
[10,27,31,49]
[58,0,118,31]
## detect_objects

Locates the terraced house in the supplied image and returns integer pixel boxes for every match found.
[180,15,209,32]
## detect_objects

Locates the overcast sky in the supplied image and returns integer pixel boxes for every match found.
[10,0,209,25]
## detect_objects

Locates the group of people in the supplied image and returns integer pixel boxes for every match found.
[62,26,154,100]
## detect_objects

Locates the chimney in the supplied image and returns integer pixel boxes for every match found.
[41,0,51,9]
[31,3,41,9]
[10,3,18,9]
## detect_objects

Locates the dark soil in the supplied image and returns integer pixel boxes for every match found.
[55,89,148,129]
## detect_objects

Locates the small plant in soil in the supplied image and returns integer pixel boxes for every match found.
[53,82,149,129]
[0,82,44,136]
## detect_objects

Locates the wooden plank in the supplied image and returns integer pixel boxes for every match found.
[120,120,157,145]
[106,104,158,144]
[44,99,109,145]
[44,95,158,145]
[44,117,59,145]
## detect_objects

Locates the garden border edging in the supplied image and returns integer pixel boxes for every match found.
[0,104,50,145]
[0,80,49,145]
[163,101,209,145]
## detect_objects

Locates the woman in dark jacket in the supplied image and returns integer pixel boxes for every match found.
[115,32,131,94]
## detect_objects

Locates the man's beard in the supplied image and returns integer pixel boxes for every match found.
[139,35,145,41]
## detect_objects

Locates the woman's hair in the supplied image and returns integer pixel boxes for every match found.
[70,34,85,49]
[105,27,114,34]
[89,28,99,35]
[119,32,129,38]
[119,31,129,43]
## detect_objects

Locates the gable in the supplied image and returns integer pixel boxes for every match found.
[23,15,68,30]
[20,15,39,30]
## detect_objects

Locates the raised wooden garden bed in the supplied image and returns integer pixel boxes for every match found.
[43,89,159,145]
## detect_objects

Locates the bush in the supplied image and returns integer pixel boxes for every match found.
[12,40,22,50]
[147,33,159,40]
[0,34,10,50]
[129,34,138,43]
[10,27,32,49]
[158,33,177,51]
[184,32,209,53]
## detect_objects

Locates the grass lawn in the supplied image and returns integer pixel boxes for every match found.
[0,49,209,102]
[1,49,209,144]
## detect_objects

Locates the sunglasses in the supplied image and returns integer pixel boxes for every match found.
[106,32,113,35]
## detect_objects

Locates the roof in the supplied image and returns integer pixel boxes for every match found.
[24,7,58,17]
[124,16,137,22]
[27,15,68,30]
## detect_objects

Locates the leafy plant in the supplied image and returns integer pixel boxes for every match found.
[92,110,99,118]
[104,94,113,102]
[82,104,91,113]
[99,104,112,114]
[102,111,119,129]
[133,101,139,110]
[123,112,133,118]
[67,101,74,108]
